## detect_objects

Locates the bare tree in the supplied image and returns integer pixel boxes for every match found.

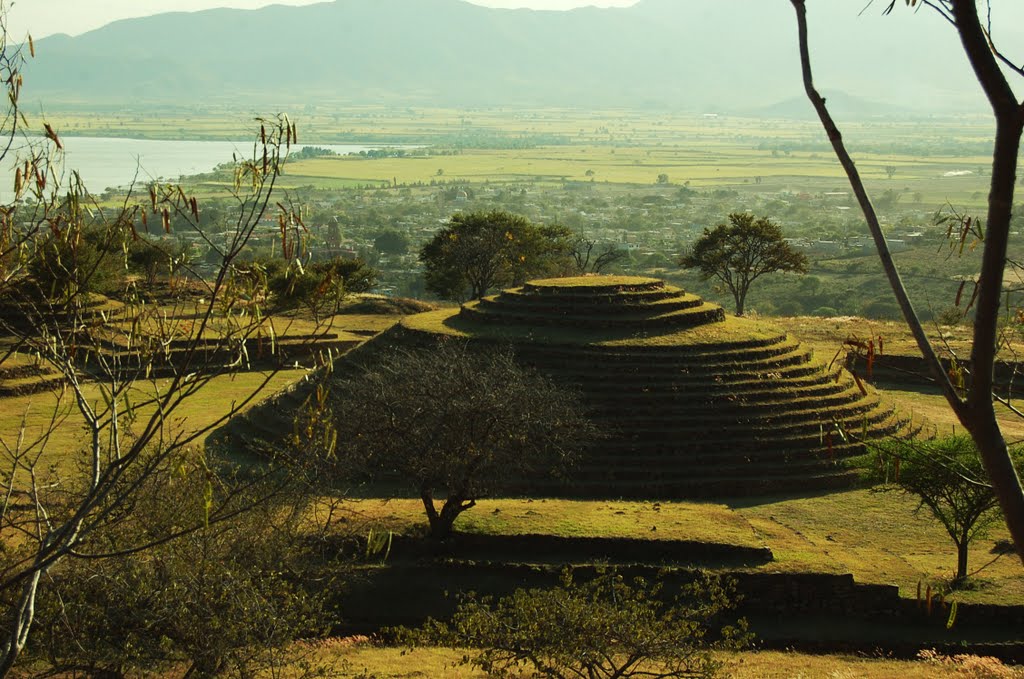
[571,235,627,274]
[0,15,309,670]
[329,340,596,539]
[789,0,1024,565]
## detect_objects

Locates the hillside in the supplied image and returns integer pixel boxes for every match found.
[21,0,1023,115]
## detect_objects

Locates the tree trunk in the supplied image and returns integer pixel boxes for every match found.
[420,489,474,540]
[429,504,457,540]
[0,570,42,676]
[789,0,1024,569]
[964,414,1024,566]
[420,489,445,539]
[956,540,969,582]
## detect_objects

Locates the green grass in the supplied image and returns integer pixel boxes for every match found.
[400,305,789,349]
[283,142,993,194]
[527,275,662,288]
[0,368,307,472]
[324,487,1022,606]
[332,497,763,549]
[734,488,1023,605]
[0,302,404,470]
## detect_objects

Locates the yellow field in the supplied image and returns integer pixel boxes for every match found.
[280,143,991,193]
[45,106,996,208]
[307,642,1019,678]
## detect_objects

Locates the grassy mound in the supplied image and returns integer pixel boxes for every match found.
[379,275,920,498]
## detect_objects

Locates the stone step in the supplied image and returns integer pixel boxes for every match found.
[520,339,805,371]
[482,290,704,316]
[583,379,860,413]
[523,468,862,499]
[459,300,726,330]
[0,375,67,398]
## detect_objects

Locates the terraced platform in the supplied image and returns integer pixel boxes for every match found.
[389,275,920,498]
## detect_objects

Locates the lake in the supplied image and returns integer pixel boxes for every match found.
[2,137,404,198]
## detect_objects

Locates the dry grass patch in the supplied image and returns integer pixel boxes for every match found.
[720,650,1022,679]
[292,643,1006,678]
[768,315,975,368]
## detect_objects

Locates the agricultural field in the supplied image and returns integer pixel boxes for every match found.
[66,105,1016,320]
[59,106,997,202]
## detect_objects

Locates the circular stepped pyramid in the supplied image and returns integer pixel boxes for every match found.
[380,276,920,498]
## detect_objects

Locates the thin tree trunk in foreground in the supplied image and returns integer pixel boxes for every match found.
[789,0,1024,567]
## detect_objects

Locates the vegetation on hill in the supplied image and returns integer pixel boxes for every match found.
[419,210,573,302]
[680,212,808,316]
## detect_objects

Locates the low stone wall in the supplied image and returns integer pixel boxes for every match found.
[848,352,1024,395]
[393,533,773,567]
[340,557,1020,625]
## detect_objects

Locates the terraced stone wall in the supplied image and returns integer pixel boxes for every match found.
[396,276,920,498]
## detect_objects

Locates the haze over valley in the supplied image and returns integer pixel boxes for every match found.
[21,0,1024,114]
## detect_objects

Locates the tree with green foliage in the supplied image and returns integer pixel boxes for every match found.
[418,210,573,301]
[373,229,410,255]
[416,567,747,679]
[680,213,808,316]
[268,256,377,322]
[789,0,1024,566]
[329,341,594,539]
[127,237,190,290]
[870,435,1019,582]
[25,226,125,302]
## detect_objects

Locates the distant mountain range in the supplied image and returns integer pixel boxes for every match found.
[21,0,1024,116]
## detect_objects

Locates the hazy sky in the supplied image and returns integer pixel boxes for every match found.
[9,0,639,39]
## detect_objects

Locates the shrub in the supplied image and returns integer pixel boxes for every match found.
[412,567,748,679]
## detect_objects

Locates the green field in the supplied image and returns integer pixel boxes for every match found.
[49,106,997,210]
[281,143,991,196]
